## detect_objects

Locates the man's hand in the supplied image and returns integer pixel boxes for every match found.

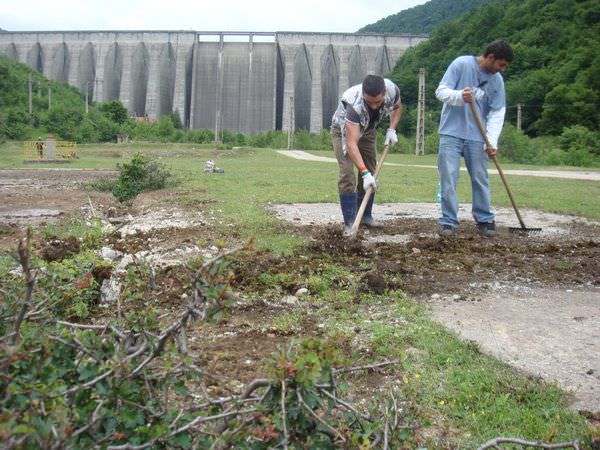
[361,170,377,192]
[463,87,485,103]
[462,87,474,103]
[385,128,398,146]
[485,144,497,157]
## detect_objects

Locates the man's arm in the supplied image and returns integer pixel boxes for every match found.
[345,121,377,191]
[385,92,403,145]
[389,102,402,128]
[484,107,506,157]
[345,121,367,169]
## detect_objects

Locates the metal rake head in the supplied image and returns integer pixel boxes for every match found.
[509,227,542,235]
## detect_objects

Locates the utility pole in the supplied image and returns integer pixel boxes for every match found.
[415,67,425,156]
[48,87,52,110]
[28,73,33,114]
[85,81,90,114]
[287,96,294,150]
[516,103,522,131]
[214,34,224,144]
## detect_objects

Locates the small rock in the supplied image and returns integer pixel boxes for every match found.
[452,294,462,301]
[586,369,594,375]
[411,247,421,255]
[116,254,134,273]
[100,277,121,304]
[281,295,298,305]
[295,287,309,297]
[430,293,441,300]
[101,246,122,260]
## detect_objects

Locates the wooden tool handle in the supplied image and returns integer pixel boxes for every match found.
[350,144,390,238]
[468,102,527,229]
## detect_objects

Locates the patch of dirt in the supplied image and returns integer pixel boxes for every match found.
[273,203,600,412]
[0,168,119,249]
[2,167,599,416]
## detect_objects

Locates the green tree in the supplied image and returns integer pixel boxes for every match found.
[99,100,129,124]
[537,84,598,135]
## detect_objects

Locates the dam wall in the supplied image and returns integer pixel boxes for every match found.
[0,30,427,133]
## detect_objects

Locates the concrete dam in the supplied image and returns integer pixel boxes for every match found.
[0,31,427,134]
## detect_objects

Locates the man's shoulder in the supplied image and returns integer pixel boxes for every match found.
[451,55,475,67]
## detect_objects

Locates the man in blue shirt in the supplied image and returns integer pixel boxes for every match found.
[435,40,513,237]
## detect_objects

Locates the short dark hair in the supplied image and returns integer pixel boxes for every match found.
[483,40,514,62]
[362,74,385,97]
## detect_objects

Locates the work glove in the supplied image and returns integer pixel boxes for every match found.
[385,128,398,146]
[361,170,377,192]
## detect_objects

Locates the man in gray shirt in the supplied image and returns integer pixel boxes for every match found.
[331,75,402,235]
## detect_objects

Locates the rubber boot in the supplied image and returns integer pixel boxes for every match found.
[357,192,383,228]
[339,192,357,236]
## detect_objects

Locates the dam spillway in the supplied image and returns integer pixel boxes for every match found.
[0,30,427,134]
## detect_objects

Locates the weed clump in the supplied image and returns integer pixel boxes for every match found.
[110,153,174,202]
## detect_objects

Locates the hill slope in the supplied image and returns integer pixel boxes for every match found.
[359,0,493,33]
[389,0,600,135]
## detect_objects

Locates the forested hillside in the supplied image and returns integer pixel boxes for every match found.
[359,0,493,33]
[390,0,600,137]
[0,56,121,142]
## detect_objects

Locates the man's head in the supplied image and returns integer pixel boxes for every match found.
[481,40,513,74]
[362,74,386,110]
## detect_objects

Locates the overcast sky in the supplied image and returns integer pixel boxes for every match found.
[1,0,429,33]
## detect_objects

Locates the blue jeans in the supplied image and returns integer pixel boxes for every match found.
[438,134,494,227]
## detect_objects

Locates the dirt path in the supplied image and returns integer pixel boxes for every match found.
[277,150,600,181]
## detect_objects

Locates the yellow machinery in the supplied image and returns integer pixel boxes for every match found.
[24,139,78,162]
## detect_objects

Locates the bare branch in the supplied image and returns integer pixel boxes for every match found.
[72,400,105,437]
[48,335,102,364]
[297,390,345,444]
[477,438,580,450]
[240,378,271,399]
[9,228,37,346]
[281,379,289,450]
[56,321,126,340]
[171,407,259,436]
[318,387,371,421]
[54,369,114,398]
[333,360,399,375]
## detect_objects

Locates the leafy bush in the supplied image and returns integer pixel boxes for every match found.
[557,125,600,167]
[185,128,214,143]
[111,153,174,202]
[98,100,129,124]
[559,125,599,155]
[499,124,540,163]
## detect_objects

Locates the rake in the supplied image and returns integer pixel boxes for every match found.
[469,102,541,234]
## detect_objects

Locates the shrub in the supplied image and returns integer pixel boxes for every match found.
[98,100,129,124]
[559,125,599,155]
[111,153,174,202]
[185,128,214,143]
[499,124,539,163]
[157,115,176,141]
[424,132,440,155]
[558,125,600,167]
